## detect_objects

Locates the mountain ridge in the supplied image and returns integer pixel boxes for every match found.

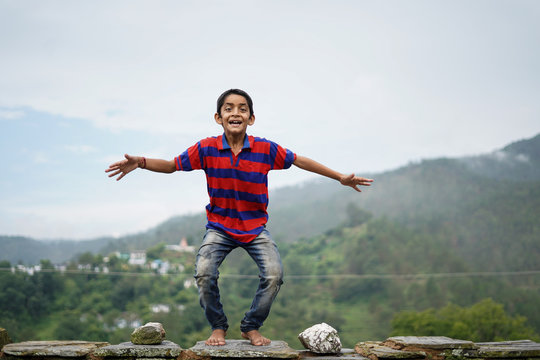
[1,132,539,265]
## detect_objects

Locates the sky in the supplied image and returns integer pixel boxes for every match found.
[1,0,539,240]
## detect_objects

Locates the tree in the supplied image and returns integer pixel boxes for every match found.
[146,242,166,261]
[391,298,539,341]
[344,203,373,227]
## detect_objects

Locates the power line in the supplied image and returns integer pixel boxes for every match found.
[1,267,539,279]
[282,270,540,280]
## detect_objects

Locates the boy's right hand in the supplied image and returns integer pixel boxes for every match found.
[105,154,140,181]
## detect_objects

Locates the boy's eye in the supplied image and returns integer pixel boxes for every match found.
[225,107,231,111]
[240,108,247,112]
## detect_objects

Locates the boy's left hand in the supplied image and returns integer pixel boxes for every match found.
[340,173,373,192]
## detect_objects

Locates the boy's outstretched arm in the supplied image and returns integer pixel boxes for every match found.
[293,155,373,192]
[105,154,175,181]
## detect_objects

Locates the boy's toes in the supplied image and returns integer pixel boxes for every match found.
[241,330,271,346]
[205,329,226,346]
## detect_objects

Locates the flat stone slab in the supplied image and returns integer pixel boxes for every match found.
[355,342,425,359]
[462,340,540,358]
[2,341,109,357]
[93,341,182,358]
[188,339,298,358]
[299,348,369,360]
[385,337,476,350]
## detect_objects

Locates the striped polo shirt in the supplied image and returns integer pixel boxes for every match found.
[174,134,296,243]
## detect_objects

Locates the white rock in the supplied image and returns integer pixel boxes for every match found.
[298,323,342,354]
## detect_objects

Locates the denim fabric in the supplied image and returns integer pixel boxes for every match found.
[194,228,284,333]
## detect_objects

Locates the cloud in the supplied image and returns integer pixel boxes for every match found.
[1,178,209,239]
[65,145,98,154]
[0,109,25,120]
[32,152,51,164]
[1,1,540,240]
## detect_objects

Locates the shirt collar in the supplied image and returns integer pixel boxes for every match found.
[219,133,252,151]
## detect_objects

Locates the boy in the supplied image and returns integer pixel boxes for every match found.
[106,89,373,346]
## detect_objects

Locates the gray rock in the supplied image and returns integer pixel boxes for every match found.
[188,339,298,358]
[381,336,476,360]
[0,327,12,350]
[2,340,109,357]
[298,348,369,360]
[93,340,182,358]
[298,323,342,354]
[385,336,476,350]
[131,322,166,345]
[464,340,540,358]
[355,341,426,359]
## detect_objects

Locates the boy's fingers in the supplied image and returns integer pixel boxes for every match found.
[105,165,121,172]
[105,156,135,180]
[356,177,373,186]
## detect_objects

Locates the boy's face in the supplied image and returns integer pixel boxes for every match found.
[215,94,255,137]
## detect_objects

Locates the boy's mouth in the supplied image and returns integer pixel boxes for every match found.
[229,120,243,125]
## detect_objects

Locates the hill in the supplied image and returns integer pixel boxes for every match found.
[0,236,112,265]
[1,133,539,265]
[1,133,539,346]
[458,133,540,181]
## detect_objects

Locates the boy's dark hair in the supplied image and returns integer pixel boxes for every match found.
[216,89,254,118]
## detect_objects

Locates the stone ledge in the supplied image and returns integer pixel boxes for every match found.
[384,337,476,350]
[186,340,298,359]
[92,341,182,359]
[1,337,539,360]
[298,348,369,360]
[355,342,426,360]
[460,340,540,358]
[380,336,477,360]
[2,341,109,358]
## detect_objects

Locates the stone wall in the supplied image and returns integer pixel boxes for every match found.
[1,336,540,360]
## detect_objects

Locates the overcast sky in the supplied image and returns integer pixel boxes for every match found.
[1,0,539,240]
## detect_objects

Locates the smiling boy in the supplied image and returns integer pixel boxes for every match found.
[106,89,373,346]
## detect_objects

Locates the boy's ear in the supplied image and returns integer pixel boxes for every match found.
[248,114,255,126]
[214,112,223,125]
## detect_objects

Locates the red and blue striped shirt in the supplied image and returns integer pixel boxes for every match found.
[174,134,296,243]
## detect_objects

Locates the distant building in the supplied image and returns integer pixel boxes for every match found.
[128,250,147,266]
[113,251,131,261]
[150,259,170,274]
[150,304,171,313]
[165,237,195,253]
[14,264,42,275]
[113,313,142,330]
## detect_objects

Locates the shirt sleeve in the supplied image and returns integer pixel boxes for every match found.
[270,141,296,170]
[174,142,203,171]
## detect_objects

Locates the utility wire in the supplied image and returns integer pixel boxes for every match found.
[1,267,539,279]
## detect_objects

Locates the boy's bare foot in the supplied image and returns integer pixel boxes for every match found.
[241,330,271,346]
[205,329,227,346]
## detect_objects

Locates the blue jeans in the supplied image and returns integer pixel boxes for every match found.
[194,228,284,333]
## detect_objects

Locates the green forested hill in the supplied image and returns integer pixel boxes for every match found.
[2,215,538,347]
[458,133,540,181]
[0,236,112,265]
[1,134,539,347]
[1,133,539,266]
